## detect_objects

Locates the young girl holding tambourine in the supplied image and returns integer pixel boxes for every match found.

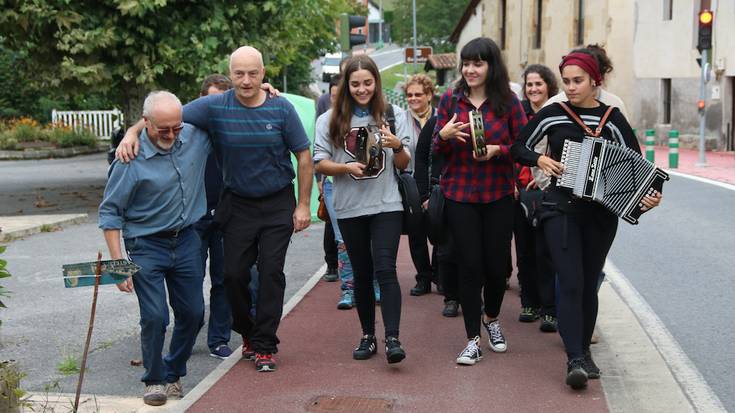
[314,55,413,365]
[511,51,662,389]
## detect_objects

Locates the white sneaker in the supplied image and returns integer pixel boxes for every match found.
[165,380,183,399]
[483,319,508,353]
[456,336,483,365]
[143,384,167,406]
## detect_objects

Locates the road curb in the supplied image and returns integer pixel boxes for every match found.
[598,261,726,412]
[160,263,328,413]
[0,144,107,160]
[0,213,89,242]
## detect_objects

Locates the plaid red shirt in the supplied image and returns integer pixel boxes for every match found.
[432,88,527,203]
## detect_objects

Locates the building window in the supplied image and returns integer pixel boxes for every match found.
[662,78,672,124]
[500,0,507,50]
[663,0,673,20]
[534,0,543,49]
[576,0,585,45]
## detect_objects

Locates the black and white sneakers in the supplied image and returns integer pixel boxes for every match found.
[456,336,483,365]
[385,337,406,364]
[353,334,378,360]
[483,319,508,353]
[566,357,589,389]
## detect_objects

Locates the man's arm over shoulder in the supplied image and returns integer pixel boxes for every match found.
[183,94,220,132]
[281,98,311,152]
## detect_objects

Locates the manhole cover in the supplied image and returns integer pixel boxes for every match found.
[307,395,394,413]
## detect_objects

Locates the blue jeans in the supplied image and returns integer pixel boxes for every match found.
[194,219,232,350]
[124,227,204,385]
[323,179,353,291]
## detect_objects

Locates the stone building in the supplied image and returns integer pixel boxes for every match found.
[450,0,734,150]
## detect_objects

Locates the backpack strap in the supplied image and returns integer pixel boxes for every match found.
[384,103,396,135]
[558,101,615,138]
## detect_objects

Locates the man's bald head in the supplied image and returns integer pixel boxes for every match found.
[229,46,266,106]
[229,46,264,71]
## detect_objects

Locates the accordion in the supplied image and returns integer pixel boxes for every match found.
[469,110,487,157]
[557,137,669,225]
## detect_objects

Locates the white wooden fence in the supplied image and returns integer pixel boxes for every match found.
[51,109,124,139]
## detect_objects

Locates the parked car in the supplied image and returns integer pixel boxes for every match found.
[321,53,342,82]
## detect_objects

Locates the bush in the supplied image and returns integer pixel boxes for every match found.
[0,118,98,149]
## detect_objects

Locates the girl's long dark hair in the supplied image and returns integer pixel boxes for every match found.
[455,37,513,117]
[522,64,559,100]
[329,55,386,148]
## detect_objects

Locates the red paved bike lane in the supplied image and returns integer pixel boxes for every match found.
[187,238,607,413]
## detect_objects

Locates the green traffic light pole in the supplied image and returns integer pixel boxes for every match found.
[697,47,708,167]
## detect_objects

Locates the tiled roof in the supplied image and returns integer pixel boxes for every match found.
[425,53,457,70]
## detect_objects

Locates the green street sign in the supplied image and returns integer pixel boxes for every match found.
[62,259,140,288]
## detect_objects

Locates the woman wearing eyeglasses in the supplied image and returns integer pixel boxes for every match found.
[403,74,437,297]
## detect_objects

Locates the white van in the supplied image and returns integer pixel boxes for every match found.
[321,53,342,82]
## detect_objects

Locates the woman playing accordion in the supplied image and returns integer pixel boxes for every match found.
[511,51,662,390]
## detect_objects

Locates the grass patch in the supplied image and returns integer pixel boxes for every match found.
[39,224,58,233]
[56,355,81,376]
[380,63,438,92]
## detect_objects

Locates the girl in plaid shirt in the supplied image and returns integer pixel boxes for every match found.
[433,37,527,365]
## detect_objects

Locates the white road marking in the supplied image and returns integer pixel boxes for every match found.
[604,260,727,413]
[664,169,735,192]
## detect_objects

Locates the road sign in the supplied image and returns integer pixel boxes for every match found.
[62,259,140,288]
[404,47,433,64]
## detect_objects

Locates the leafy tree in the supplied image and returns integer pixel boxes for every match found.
[0,0,357,125]
[388,0,466,53]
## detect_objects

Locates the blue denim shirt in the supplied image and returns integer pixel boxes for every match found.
[99,124,211,238]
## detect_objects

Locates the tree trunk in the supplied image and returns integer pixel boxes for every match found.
[121,83,148,129]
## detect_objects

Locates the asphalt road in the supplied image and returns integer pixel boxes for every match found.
[311,44,404,95]
[0,219,326,396]
[0,152,109,217]
[607,175,735,411]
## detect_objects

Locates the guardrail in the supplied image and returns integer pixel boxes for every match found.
[51,109,124,139]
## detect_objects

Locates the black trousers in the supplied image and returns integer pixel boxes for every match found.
[543,207,617,359]
[338,211,403,338]
[535,225,557,317]
[513,199,540,308]
[221,185,295,354]
[445,196,514,339]
[323,219,338,269]
[408,215,433,282]
[436,233,459,303]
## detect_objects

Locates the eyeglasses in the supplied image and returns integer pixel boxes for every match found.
[155,124,184,136]
[406,93,425,98]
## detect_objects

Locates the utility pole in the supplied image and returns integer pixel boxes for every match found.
[378,0,383,48]
[696,48,707,166]
[412,0,418,73]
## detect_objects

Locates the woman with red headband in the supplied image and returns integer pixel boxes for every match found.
[511,52,662,389]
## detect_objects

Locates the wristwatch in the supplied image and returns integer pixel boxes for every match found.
[392,145,404,154]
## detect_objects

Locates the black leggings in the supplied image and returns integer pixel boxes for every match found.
[445,196,514,339]
[513,199,540,308]
[543,208,617,359]
[338,211,403,338]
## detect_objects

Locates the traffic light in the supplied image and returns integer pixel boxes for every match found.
[340,13,367,52]
[697,9,713,51]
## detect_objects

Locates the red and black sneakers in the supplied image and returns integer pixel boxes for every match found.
[255,353,276,372]
[242,337,256,361]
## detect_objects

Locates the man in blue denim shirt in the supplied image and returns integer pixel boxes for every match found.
[99,91,210,406]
